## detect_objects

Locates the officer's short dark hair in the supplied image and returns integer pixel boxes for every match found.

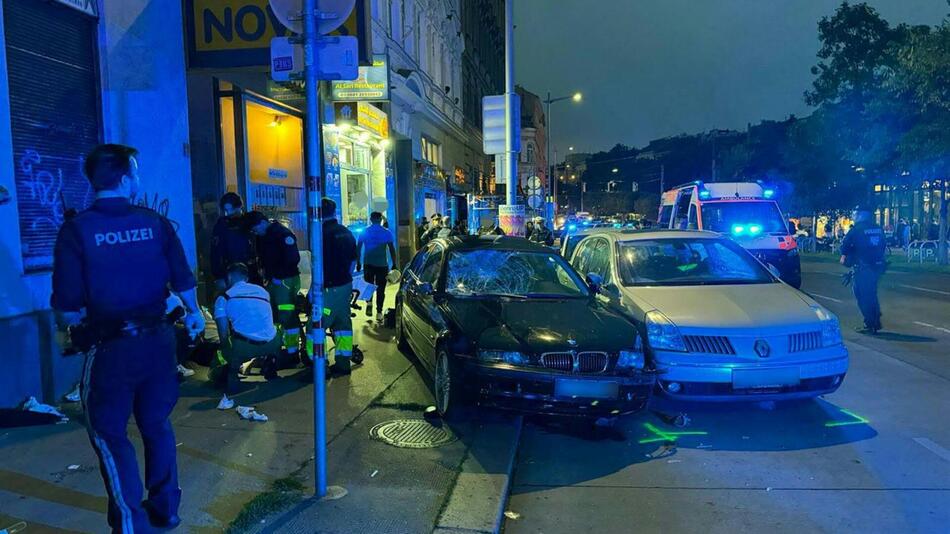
[370,211,383,223]
[322,197,337,218]
[220,192,243,210]
[227,262,249,278]
[245,211,269,228]
[84,144,138,191]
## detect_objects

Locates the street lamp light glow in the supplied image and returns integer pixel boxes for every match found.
[572,92,582,102]
[612,168,619,173]
[568,146,575,151]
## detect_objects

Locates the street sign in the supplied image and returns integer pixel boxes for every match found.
[528,194,543,209]
[270,37,303,81]
[482,94,521,155]
[269,0,356,35]
[315,36,359,80]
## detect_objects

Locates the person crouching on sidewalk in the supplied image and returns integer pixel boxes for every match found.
[211,263,281,421]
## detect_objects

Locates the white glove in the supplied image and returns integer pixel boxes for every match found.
[184,311,206,339]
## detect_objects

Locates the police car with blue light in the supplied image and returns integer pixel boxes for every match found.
[658,182,802,288]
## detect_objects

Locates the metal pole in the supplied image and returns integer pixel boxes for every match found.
[660,164,665,193]
[504,0,516,206]
[303,0,327,498]
[546,93,552,219]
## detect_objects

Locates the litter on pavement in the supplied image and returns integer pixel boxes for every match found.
[504,511,521,520]
[237,406,268,422]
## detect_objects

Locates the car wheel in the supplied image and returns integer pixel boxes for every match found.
[395,302,410,353]
[434,348,469,420]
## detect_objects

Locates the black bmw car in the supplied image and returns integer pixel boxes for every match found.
[395,235,655,419]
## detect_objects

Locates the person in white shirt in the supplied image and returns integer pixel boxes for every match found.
[211,263,280,421]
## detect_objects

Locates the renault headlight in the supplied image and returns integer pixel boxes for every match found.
[811,305,842,347]
[617,335,645,369]
[645,310,686,352]
[478,350,528,366]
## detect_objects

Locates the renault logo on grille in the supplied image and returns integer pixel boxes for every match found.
[754,339,771,358]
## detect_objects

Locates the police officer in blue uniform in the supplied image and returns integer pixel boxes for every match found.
[52,144,204,532]
[210,192,260,289]
[840,205,887,334]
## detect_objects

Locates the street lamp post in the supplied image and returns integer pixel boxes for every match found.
[544,91,581,222]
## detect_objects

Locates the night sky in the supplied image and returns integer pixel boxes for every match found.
[515,0,948,156]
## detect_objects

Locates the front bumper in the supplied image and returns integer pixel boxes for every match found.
[654,346,849,402]
[464,361,655,417]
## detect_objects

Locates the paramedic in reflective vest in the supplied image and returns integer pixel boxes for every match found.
[247,211,302,362]
[840,205,887,334]
[322,197,359,374]
[51,144,204,532]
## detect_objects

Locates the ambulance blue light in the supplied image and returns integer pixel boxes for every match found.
[568,224,578,231]
[749,224,763,235]
[732,224,745,235]
[699,190,711,199]
[763,189,775,198]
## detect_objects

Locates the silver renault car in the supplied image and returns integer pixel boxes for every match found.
[568,229,848,401]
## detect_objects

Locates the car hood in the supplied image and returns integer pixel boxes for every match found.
[444,297,638,353]
[621,283,820,335]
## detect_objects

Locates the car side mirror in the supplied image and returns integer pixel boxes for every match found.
[766,263,782,279]
[586,272,604,292]
[602,282,621,298]
[417,281,435,296]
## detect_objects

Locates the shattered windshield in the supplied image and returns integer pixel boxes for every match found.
[446,250,589,298]
[618,238,773,286]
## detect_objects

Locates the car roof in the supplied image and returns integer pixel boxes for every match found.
[580,228,723,241]
[431,235,554,252]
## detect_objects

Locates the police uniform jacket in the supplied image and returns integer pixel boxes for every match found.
[210,215,256,280]
[840,221,886,268]
[51,197,196,323]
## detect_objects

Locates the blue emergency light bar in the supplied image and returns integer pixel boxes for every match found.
[731,224,763,236]
[763,189,775,198]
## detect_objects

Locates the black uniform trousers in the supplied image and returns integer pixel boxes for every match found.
[80,324,181,533]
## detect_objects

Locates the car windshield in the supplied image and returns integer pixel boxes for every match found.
[701,201,787,236]
[617,238,774,286]
[446,250,590,298]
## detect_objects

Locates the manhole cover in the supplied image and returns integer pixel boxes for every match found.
[369,419,458,449]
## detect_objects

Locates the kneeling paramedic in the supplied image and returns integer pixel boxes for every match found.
[247,211,302,364]
[321,198,359,374]
[52,144,204,532]
[212,263,280,420]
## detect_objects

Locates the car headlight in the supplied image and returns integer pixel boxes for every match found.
[478,350,528,366]
[645,310,686,352]
[811,305,842,347]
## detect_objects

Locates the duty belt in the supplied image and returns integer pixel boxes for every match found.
[232,331,273,346]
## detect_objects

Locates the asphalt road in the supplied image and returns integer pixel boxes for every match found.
[503,257,950,534]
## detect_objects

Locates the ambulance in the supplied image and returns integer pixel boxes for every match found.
[658,182,801,288]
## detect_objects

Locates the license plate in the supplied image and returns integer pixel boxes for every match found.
[554,379,619,399]
[732,367,800,389]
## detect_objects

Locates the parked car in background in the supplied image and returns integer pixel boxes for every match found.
[569,229,848,401]
[396,235,655,419]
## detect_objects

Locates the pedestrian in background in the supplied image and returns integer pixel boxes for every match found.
[356,211,397,321]
[525,220,535,240]
[248,212,302,363]
[450,218,468,236]
[529,217,554,246]
[322,198,359,374]
[211,192,259,289]
[416,216,428,248]
[840,205,887,334]
[51,144,204,532]
[421,215,443,245]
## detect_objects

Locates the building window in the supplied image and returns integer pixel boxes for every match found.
[390,0,400,39]
[526,144,535,164]
[421,136,442,167]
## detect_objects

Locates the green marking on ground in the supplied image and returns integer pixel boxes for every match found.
[825,408,870,427]
[638,422,708,444]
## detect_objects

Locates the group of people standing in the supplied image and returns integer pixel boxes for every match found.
[415,214,554,247]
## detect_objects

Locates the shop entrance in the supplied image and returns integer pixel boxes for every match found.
[218,83,308,246]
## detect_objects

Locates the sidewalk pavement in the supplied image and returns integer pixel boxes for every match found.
[0,287,521,534]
